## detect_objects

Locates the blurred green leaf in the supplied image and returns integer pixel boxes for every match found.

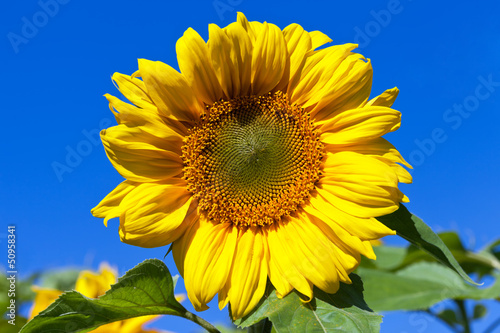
[476,239,500,275]
[37,269,80,291]
[235,274,381,333]
[20,259,186,333]
[482,239,500,254]
[365,236,500,278]
[401,232,500,277]
[0,272,37,306]
[358,262,500,312]
[376,205,478,284]
[0,316,28,333]
[436,309,459,327]
[215,324,246,333]
[473,304,487,319]
[0,272,36,332]
[367,246,407,270]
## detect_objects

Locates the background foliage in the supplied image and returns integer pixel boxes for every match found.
[7,207,500,333]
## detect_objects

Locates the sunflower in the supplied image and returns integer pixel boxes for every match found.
[29,263,181,332]
[92,12,412,319]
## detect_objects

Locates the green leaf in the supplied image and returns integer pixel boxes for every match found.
[376,204,477,284]
[246,319,273,333]
[475,239,500,276]
[215,324,247,333]
[360,233,500,278]
[482,239,500,254]
[366,245,407,270]
[236,274,382,333]
[315,274,372,311]
[20,259,186,333]
[473,304,487,319]
[358,262,500,312]
[400,233,500,277]
[436,309,459,327]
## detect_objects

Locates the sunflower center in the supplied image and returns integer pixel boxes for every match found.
[182,92,323,226]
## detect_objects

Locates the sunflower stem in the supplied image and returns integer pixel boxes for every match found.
[456,300,471,333]
[182,310,221,333]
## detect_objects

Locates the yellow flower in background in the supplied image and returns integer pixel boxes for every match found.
[369,239,384,247]
[92,12,412,319]
[29,263,183,332]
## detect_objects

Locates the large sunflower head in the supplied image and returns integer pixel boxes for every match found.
[92,12,412,319]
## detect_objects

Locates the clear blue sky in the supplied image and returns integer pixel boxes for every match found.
[1,0,499,332]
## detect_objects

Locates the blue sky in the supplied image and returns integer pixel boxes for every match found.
[1,0,499,332]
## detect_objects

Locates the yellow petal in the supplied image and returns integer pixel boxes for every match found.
[218,281,231,311]
[119,315,160,333]
[265,222,313,300]
[227,227,268,319]
[111,73,153,109]
[274,217,343,294]
[118,182,195,247]
[333,138,412,185]
[320,106,401,146]
[91,180,137,226]
[208,24,240,99]
[366,87,399,107]
[309,53,373,122]
[101,125,183,182]
[172,215,200,277]
[223,22,253,97]
[263,230,293,299]
[98,263,118,284]
[248,20,265,39]
[306,193,395,240]
[251,22,287,95]
[298,212,364,282]
[176,28,223,105]
[75,264,117,298]
[183,218,238,311]
[105,93,188,137]
[137,59,203,123]
[91,322,122,333]
[392,164,413,184]
[289,44,357,106]
[276,23,312,93]
[309,30,332,50]
[105,94,157,128]
[302,207,375,261]
[333,137,411,168]
[335,137,413,184]
[236,12,259,42]
[319,151,404,218]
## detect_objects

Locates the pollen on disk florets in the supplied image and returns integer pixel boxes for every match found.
[181,92,323,227]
